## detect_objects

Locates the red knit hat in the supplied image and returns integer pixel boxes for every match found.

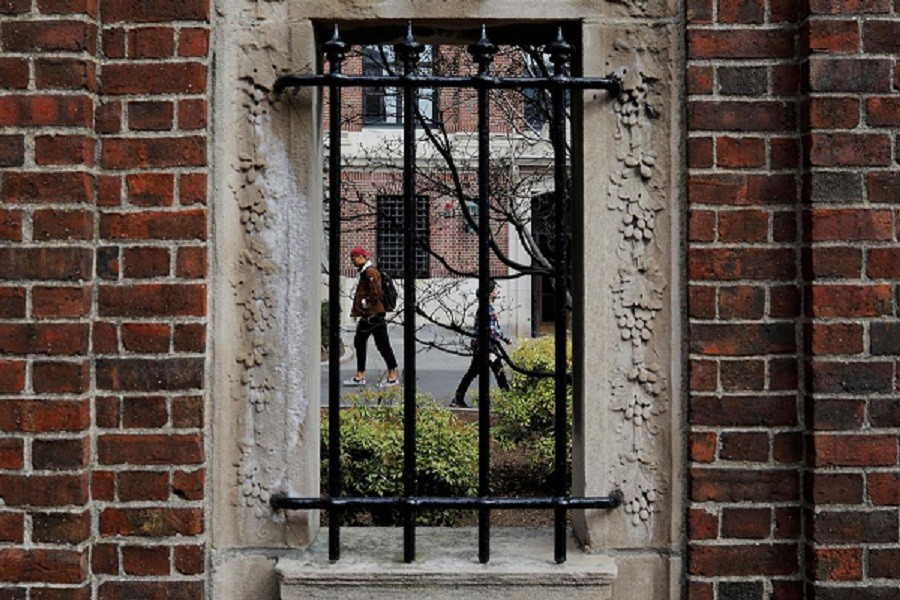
[349,245,368,258]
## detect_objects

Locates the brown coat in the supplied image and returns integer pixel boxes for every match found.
[351,265,385,318]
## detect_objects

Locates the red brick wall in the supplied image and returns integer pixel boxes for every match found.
[0,0,208,598]
[687,0,899,598]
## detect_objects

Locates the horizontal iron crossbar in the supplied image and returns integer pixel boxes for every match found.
[273,74,621,93]
[271,493,624,511]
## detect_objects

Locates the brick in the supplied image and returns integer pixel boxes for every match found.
[1,21,96,52]
[96,358,204,391]
[0,549,86,584]
[687,66,713,95]
[688,210,715,242]
[720,432,769,461]
[809,323,863,355]
[99,582,203,600]
[719,582,765,600]
[121,323,170,354]
[0,287,26,318]
[37,0,98,15]
[868,472,899,506]
[809,586,899,600]
[807,171,864,204]
[32,286,91,319]
[813,434,898,467]
[2,171,93,204]
[717,66,766,96]
[690,431,717,463]
[689,543,798,576]
[721,507,770,539]
[179,173,206,205]
[690,248,796,281]
[0,474,88,506]
[99,433,202,465]
[871,322,900,355]
[0,512,24,543]
[691,323,796,355]
[102,27,125,58]
[34,135,94,166]
[812,510,898,543]
[716,137,765,169]
[809,58,891,92]
[869,548,900,578]
[0,438,24,470]
[811,547,862,582]
[0,135,24,167]
[172,469,203,501]
[90,544,117,576]
[128,101,174,132]
[0,400,88,433]
[689,508,718,540]
[95,102,121,134]
[100,63,206,95]
[31,586,92,600]
[174,544,203,575]
[102,0,209,22]
[807,97,859,129]
[99,507,203,537]
[0,360,25,393]
[863,19,900,53]
[118,470,168,501]
[808,0,891,13]
[810,133,892,167]
[690,173,797,206]
[807,472,864,504]
[770,581,803,600]
[721,359,765,390]
[96,247,119,281]
[688,29,794,59]
[868,248,900,278]
[867,97,900,128]
[127,27,175,58]
[35,58,96,91]
[807,19,860,52]
[689,286,716,319]
[101,136,206,171]
[807,285,893,318]
[178,98,207,130]
[811,398,865,430]
[690,359,717,391]
[718,0,764,24]
[692,396,797,427]
[178,28,209,57]
[689,101,795,132]
[718,209,767,242]
[100,209,206,239]
[95,396,119,429]
[172,396,202,428]
[803,247,862,279]
[33,361,90,394]
[92,470,114,501]
[33,209,93,241]
[0,58,28,90]
[99,284,205,317]
[122,395,168,428]
[0,323,88,355]
[122,247,169,278]
[174,324,205,352]
[31,511,90,544]
[809,360,894,394]
[870,398,900,428]
[176,246,206,279]
[688,582,714,600]
[772,431,802,464]
[691,468,798,502]
[122,545,169,576]
[0,210,23,241]
[770,359,798,391]
[687,137,713,169]
[0,0,29,13]
[126,173,174,207]
[32,437,89,470]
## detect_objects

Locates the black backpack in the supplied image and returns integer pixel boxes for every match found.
[380,270,398,312]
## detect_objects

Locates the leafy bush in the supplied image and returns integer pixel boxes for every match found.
[492,336,572,480]
[321,388,478,526]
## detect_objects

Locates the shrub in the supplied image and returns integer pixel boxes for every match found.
[492,336,572,480]
[321,388,478,526]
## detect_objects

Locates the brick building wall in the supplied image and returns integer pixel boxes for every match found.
[0,1,898,599]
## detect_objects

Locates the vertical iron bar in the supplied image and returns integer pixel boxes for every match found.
[397,24,422,564]
[469,26,497,564]
[548,28,572,565]
[324,25,346,562]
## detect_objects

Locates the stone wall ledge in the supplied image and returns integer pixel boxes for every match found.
[277,527,617,600]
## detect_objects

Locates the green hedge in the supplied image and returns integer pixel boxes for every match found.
[321,388,478,525]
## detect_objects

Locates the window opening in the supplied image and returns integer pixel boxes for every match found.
[377,194,430,278]
[362,45,437,126]
[271,22,622,565]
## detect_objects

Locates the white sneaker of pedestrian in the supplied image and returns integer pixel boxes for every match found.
[378,378,399,388]
[343,376,366,386]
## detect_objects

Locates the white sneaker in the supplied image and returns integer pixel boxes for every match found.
[378,378,399,388]
[343,376,366,386]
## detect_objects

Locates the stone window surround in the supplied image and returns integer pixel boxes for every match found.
[210,2,682,598]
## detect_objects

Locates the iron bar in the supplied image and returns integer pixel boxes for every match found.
[324,25,347,563]
[272,493,624,511]
[547,27,573,565]
[396,23,422,565]
[274,74,620,93]
[468,25,498,565]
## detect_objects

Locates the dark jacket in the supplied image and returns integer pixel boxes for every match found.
[351,263,385,318]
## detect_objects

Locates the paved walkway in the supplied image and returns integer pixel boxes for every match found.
[320,325,509,405]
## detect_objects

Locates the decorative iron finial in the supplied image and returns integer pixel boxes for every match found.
[545,27,573,77]
[395,21,423,74]
[467,24,497,76]
[323,24,347,73]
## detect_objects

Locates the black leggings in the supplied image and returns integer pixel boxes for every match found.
[354,314,398,373]
[454,348,509,402]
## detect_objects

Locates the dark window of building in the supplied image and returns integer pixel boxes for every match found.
[362,45,437,126]
[376,194,430,278]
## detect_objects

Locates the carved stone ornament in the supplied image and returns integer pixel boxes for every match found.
[606,44,668,528]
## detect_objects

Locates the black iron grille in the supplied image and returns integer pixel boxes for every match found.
[271,22,623,565]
